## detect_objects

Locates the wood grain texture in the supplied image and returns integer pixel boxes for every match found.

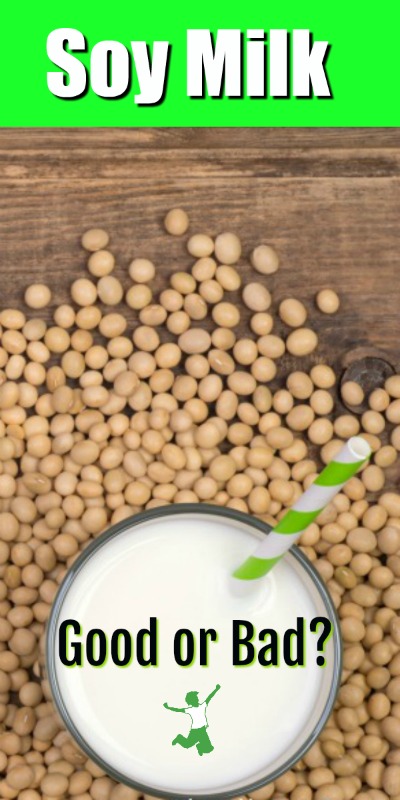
[0,128,399,483]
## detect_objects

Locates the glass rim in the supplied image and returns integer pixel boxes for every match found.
[46,503,343,800]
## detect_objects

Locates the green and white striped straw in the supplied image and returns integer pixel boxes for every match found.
[233,436,371,581]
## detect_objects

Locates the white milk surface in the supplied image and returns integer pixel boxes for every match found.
[53,514,330,795]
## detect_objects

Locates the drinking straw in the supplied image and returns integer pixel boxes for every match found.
[233,436,371,580]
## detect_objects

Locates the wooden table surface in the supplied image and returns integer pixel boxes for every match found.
[0,128,399,481]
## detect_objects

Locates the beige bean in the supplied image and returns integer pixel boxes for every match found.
[316,289,340,314]
[287,328,318,356]
[164,208,189,236]
[279,298,307,327]
[214,232,241,264]
[250,244,279,274]
[178,329,211,354]
[243,283,271,312]
[24,285,52,310]
[212,302,240,328]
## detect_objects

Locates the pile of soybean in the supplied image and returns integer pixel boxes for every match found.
[0,209,400,800]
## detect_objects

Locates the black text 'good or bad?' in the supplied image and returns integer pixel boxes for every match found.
[58,616,333,669]
[46,29,332,104]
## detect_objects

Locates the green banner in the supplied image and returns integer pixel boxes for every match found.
[2,0,400,126]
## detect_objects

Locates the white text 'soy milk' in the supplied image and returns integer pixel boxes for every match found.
[47,509,340,797]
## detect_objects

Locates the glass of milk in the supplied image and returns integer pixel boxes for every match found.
[46,505,342,799]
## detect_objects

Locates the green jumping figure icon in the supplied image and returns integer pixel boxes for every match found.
[163,684,221,756]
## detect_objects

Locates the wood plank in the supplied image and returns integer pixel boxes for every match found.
[1,127,400,150]
[2,150,400,180]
